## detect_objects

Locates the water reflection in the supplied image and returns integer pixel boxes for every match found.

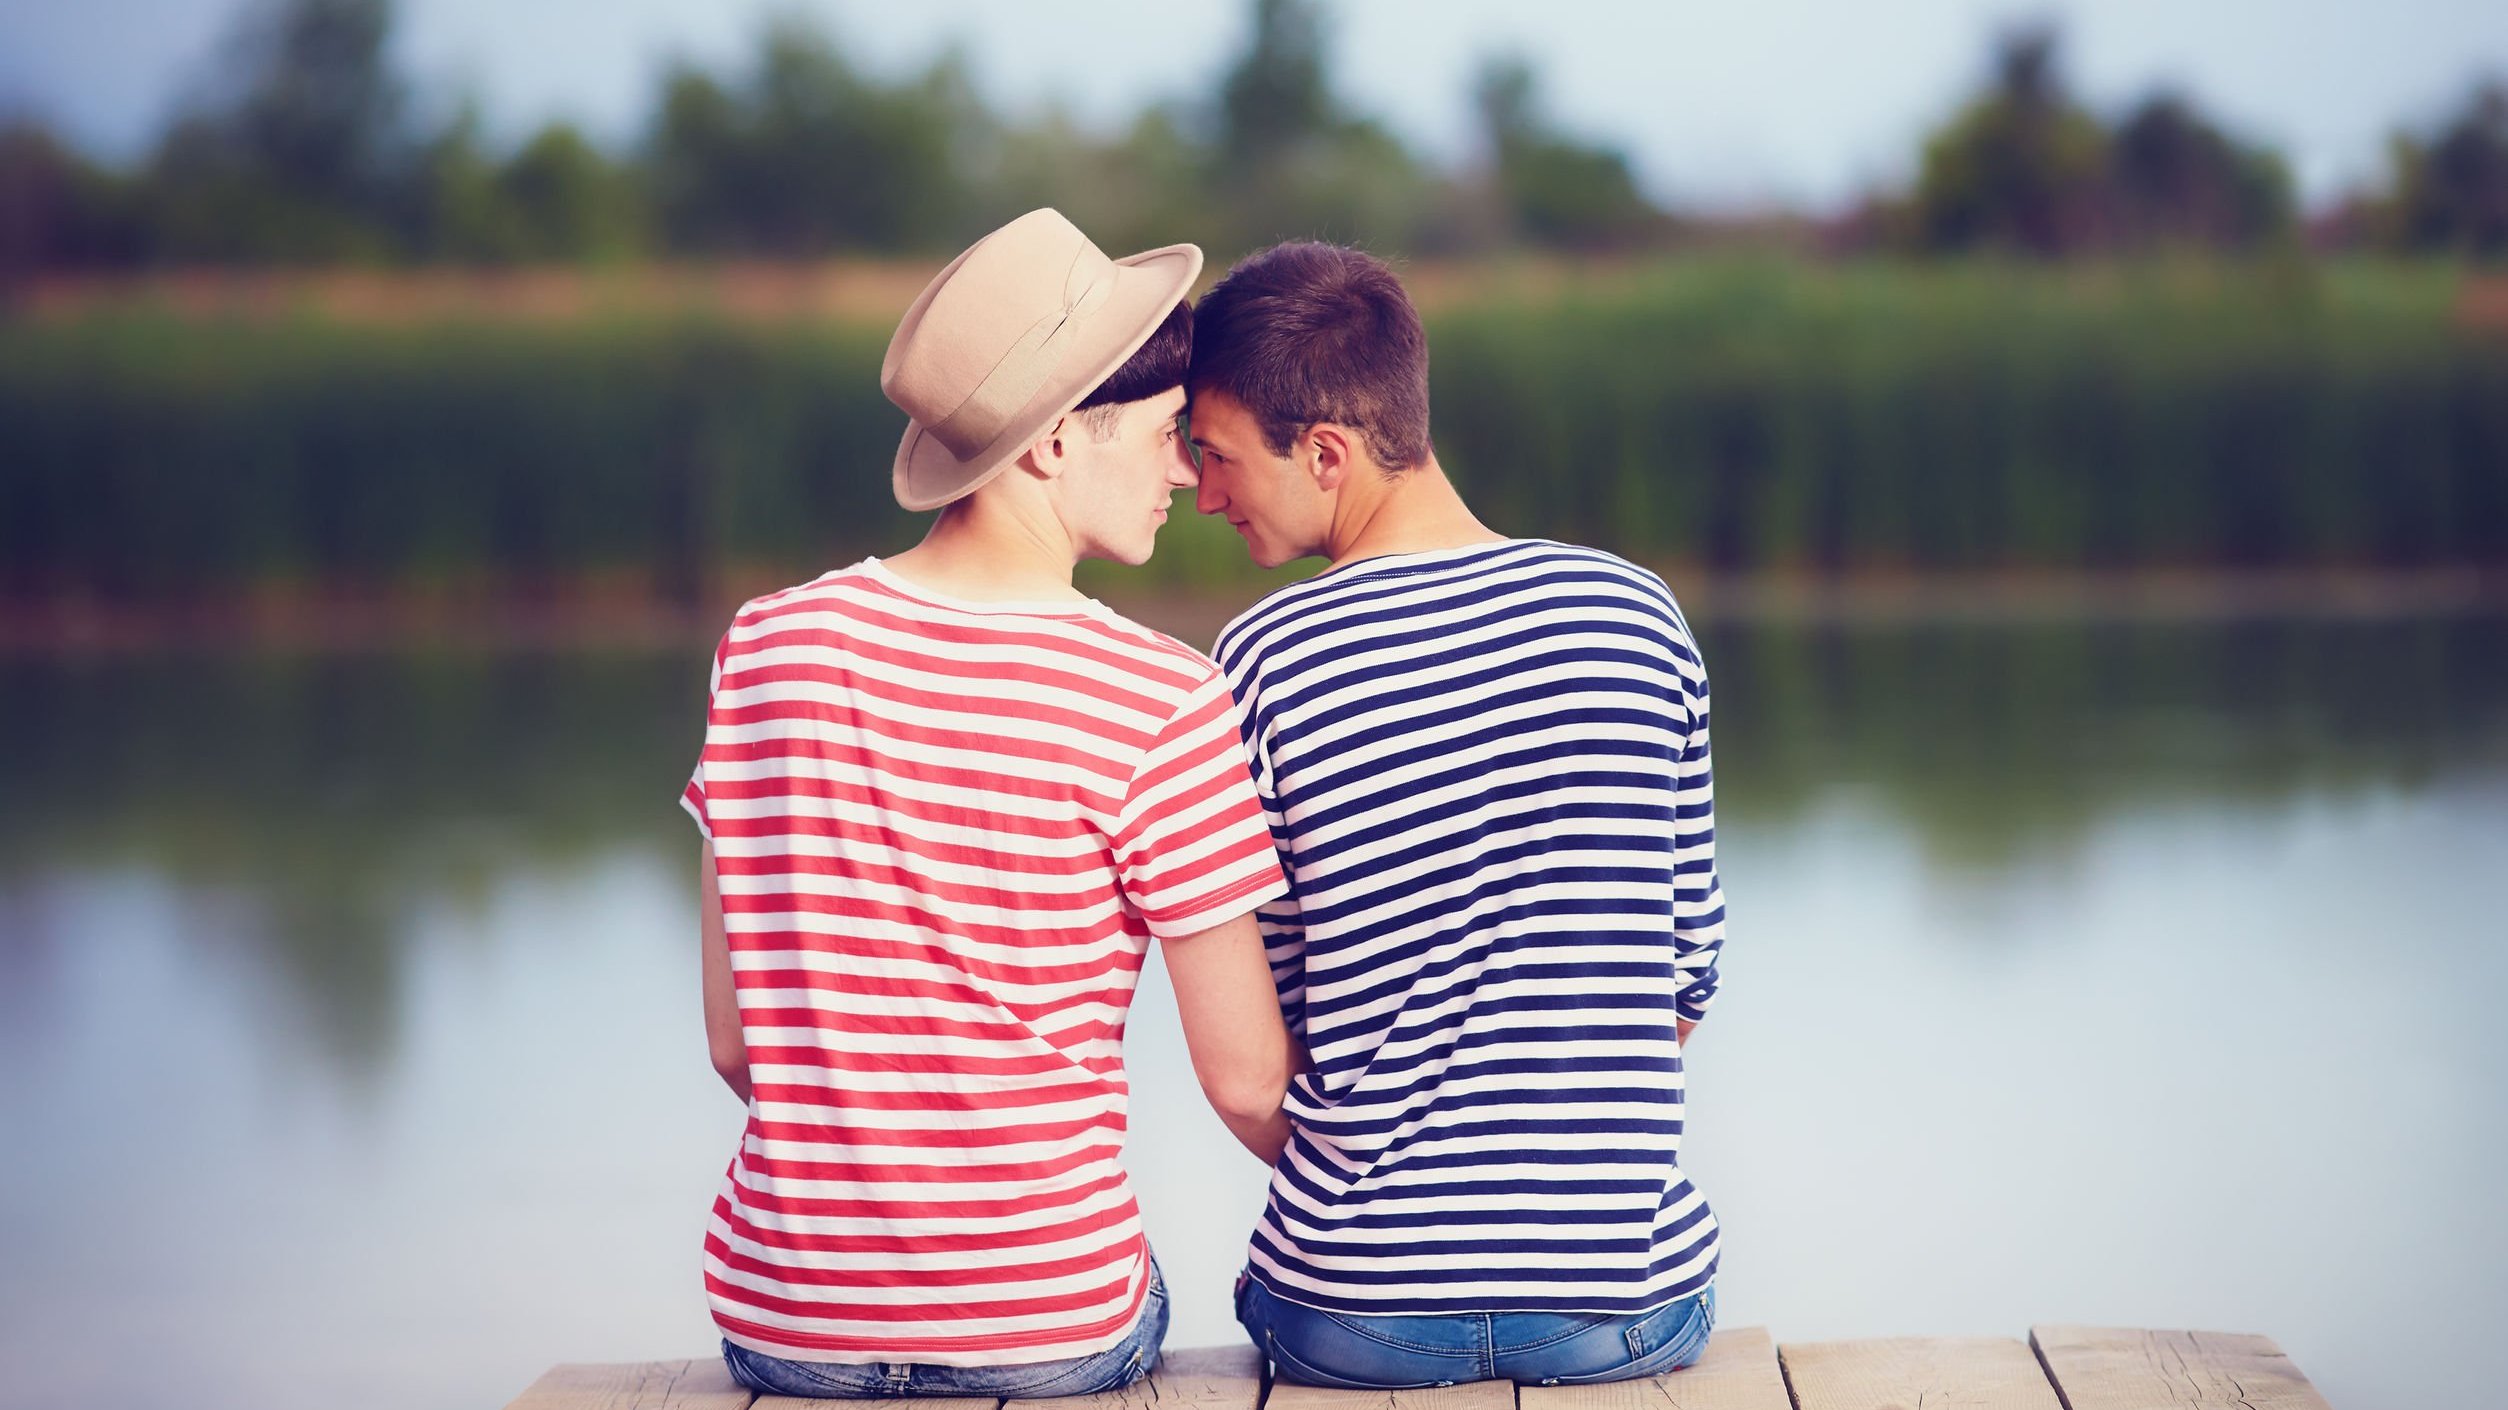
[1709,616,2508,867]
[0,615,2502,1410]
[7,617,2499,1075]
[1,652,701,1075]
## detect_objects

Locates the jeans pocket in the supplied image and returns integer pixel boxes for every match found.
[1534,1292,1714,1388]
[721,1342,892,1399]
[928,1353,1114,1400]
[1266,1329,1458,1392]
[1635,1290,1715,1375]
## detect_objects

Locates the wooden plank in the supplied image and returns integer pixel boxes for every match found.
[504,1359,754,1410]
[1779,1337,2063,1410]
[2029,1326,2334,1409]
[756,1398,993,1410]
[1518,1327,1789,1410]
[1265,1378,1515,1410]
[1003,1345,1264,1410]
[752,1384,998,1394]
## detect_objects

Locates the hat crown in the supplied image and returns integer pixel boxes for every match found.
[882,209,1121,459]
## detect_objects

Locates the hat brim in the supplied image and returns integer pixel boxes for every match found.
[891,243,1203,513]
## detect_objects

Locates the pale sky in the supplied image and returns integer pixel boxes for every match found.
[4,0,2505,209]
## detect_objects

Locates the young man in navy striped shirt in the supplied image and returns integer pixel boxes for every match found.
[1186,242,1726,1390]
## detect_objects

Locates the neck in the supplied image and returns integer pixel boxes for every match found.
[1324,453,1505,569]
[883,481,1086,603]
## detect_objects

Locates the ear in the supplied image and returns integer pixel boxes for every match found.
[1306,423,1357,493]
[1022,413,1075,482]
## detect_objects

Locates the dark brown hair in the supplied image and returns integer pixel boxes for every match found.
[1187,242,1431,471]
[1077,300,1195,412]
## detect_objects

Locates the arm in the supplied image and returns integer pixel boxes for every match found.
[1670,641,1725,1044]
[1164,908,1302,1165]
[699,841,752,1103]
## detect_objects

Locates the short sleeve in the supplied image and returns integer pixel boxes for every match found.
[1111,670,1292,939]
[680,632,729,841]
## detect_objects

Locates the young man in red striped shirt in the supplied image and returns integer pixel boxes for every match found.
[681,210,1298,1398]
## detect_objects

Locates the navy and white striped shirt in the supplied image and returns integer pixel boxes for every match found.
[1216,539,1724,1315]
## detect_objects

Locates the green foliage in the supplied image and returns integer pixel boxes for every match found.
[0,312,914,602]
[1907,25,2294,255]
[1912,27,2111,254]
[425,113,648,263]
[2111,94,2294,250]
[0,123,149,276]
[5,261,2500,607]
[1218,0,1336,173]
[36,0,2496,269]
[1474,56,1665,251]
[0,0,1632,270]
[645,21,983,255]
[2378,81,2508,257]
[1434,259,2503,571]
[973,107,1231,257]
[141,0,419,262]
[1194,0,1450,252]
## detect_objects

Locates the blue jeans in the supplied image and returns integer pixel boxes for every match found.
[721,1260,1170,1399]
[1236,1271,1715,1389]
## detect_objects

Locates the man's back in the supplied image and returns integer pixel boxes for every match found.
[1216,538,1726,1315]
[683,559,1287,1365]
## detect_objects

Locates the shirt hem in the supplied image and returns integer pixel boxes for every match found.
[1245,1263,1716,1321]
[712,1246,1152,1367]
[1145,869,1292,940]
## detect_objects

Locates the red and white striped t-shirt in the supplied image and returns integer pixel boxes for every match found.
[681,559,1289,1366]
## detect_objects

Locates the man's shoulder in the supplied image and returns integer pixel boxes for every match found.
[1075,607,1224,695]
[721,563,870,635]
[1508,537,1671,592]
[1211,544,1541,673]
[723,566,1212,670]
[1214,540,1686,664]
[1212,569,1355,683]
[1529,543,1705,669]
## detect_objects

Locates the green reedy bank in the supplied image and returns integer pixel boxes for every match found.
[4,258,2502,603]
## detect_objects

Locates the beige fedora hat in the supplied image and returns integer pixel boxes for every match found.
[881,209,1203,512]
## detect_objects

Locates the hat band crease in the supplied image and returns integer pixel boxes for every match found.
[926,263,1119,458]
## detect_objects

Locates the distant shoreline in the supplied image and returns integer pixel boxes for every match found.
[5,567,2502,655]
[20,258,2508,330]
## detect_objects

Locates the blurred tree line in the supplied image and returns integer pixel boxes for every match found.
[1862,24,2507,259]
[9,261,2501,608]
[0,0,1660,276]
[8,0,2504,280]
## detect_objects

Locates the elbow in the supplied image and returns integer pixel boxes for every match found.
[709,1035,750,1087]
[1201,1069,1288,1127]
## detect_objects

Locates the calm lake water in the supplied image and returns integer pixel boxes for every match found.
[3,611,2503,1410]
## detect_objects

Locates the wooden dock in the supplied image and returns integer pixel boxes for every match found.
[504,1325,2335,1410]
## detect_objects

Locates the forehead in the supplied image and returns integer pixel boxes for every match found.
[1187,387,1258,439]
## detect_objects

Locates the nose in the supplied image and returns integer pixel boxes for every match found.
[1168,439,1199,489]
[1193,472,1224,516]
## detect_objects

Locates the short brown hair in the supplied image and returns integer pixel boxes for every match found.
[1187,243,1430,471]
[1074,300,1194,439]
